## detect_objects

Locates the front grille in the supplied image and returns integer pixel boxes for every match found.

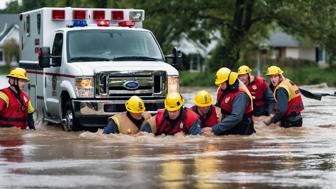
[95,71,167,98]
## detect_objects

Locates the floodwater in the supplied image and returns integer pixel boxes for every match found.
[1,81,336,188]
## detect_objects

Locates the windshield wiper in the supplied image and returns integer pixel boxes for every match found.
[70,57,110,62]
[112,56,161,61]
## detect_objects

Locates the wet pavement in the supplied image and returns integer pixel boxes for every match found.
[1,83,336,188]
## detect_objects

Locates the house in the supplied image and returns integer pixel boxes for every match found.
[173,33,217,72]
[267,31,326,65]
[0,14,20,66]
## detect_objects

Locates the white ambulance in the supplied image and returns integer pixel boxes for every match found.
[19,7,181,131]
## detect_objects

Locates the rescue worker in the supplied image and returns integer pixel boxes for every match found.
[103,96,151,134]
[191,90,221,128]
[237,65,275,116]
[202,67,255,136]
[141,92,201,135]
[263,66,304,128]
[0,68,35,129]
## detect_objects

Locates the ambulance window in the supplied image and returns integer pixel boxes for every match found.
[26,15,30,36]
[52,33,63,64]
[37,13,41,35]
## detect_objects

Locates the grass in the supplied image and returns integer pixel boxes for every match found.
[0,66,10,75]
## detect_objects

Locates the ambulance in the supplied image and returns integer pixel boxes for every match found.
[19,7,181,131]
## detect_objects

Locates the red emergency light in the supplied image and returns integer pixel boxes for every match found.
[97,20,110,27]
[52,10,65,20]
[118,20,135,28]
[111,11,124,20]
[38,48,42,59]
[73,10,86,20]
[93,10,105,20]
[38,48,42,66]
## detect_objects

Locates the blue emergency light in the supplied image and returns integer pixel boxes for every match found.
[73,20,87,27]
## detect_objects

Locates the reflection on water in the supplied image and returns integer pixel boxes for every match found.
[160,159,185,189]
[194,144,220,189]
[0,129,25,163]
[0,87,335,188]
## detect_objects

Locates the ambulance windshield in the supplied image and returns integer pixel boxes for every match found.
[67,30,164,62]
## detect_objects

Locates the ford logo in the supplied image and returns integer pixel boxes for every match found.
[123,80,140,90]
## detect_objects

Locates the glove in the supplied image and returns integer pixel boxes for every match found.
[201,127,214,136]
[28,113,36,130]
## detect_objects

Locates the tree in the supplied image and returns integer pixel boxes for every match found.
[3,39,20,68]
[2,0,336,69]
[118,0,336,70]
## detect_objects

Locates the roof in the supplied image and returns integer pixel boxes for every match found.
[0,14,19,42]
[267,31,299,48]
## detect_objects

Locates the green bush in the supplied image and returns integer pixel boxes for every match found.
[0,66,10,75]
[180,71,215,86]
[180,65,336,87]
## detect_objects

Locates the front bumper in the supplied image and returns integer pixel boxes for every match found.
[73,98,164,127]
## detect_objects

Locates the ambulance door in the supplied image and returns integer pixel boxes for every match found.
[43,32,63,117]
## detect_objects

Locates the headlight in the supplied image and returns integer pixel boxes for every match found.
[75,77,94,98]
[168,76,179,93]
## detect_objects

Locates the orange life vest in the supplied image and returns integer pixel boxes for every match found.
[274,78,304,116]
[110,111,152,134]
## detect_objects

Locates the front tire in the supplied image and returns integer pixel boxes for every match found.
[62,101,81,131]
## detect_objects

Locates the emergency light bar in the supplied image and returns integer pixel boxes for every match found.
[50,8,144,28]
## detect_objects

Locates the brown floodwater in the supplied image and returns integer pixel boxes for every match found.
[0,86,335,188]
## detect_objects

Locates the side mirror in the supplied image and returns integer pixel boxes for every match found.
[172,47,183,69]
[165,47,183,69]
[38,47,51,68]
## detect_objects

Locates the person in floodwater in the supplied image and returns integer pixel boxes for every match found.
[237,65,275,116]
[0,68,35,130]
[263,66,304,128]
[191,90,221,128]
[103,96,151,134]
[141,92,201,135]
[202,67,255,136]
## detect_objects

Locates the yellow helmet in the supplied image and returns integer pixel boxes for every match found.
[164,92,184,111]
[215,67,238,86]
[237,65,252,75]
[194,90,213,107]
[125,96,145,113]
[266,66,284,76]
[7,68,30,81]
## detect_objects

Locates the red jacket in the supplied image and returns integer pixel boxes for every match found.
[191,105,218,128]
[0,88,29,129]
[217,87,253,119]
[155,108,200,135]
[247,77,269,107]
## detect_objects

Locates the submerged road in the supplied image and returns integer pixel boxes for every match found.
[0,75,336,188]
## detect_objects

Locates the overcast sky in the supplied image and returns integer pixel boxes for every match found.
[0,0,19,10]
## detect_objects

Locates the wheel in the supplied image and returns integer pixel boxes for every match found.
[62,101,81,131]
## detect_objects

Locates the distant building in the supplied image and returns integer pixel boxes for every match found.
[0,14,20,66]
[267,31,326,64]
[173,33,217,72]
